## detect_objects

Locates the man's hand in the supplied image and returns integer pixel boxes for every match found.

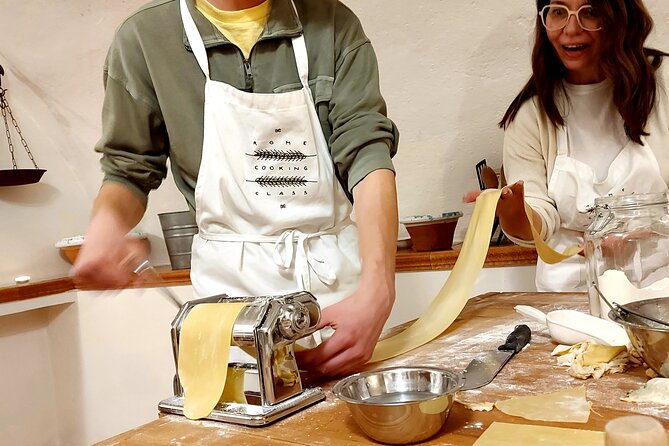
[296,278,394,376]
[73,233,148,288]
[71,182,147,288]
[296,169,397,377]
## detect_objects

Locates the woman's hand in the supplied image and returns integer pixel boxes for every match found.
[464,181,538,240]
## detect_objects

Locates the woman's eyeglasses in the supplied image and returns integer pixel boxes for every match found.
[539,4,603,32]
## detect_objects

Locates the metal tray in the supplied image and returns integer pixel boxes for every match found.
[0,168,46,186]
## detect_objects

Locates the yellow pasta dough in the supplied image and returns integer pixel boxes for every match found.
[473,422,604,445]
[494,386,592,423]
[371,189,582,363]
[371,189,502,362]
[178,302,247,420]
[219,366,247,405]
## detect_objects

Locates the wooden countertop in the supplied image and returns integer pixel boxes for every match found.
[0,244,536,306]
[95,292,668,446]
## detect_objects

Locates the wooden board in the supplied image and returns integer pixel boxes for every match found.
[95,292,669,446]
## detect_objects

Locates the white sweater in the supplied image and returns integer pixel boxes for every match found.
[502,59,669,246]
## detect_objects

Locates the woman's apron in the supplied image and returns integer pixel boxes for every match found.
[179,0,361,309]
[536,126,667,292]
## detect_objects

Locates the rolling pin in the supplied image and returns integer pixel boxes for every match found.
[605,415,668,446]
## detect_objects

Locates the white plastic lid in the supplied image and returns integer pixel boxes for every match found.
[400,211,462,225]
[55,231,146,248]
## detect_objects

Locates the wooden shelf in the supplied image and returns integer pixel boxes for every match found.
[0,245,537,306]
[396,243,537,272]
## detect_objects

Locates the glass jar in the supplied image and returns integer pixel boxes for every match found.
[584,192,669,319]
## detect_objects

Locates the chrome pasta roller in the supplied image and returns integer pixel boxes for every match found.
[158,291,325,426]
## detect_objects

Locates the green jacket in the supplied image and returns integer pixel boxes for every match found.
[96,0,399,209]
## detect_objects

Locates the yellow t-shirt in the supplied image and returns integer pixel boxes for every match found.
[194,0,271,60]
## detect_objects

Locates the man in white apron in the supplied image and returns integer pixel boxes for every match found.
[74,0,399,376]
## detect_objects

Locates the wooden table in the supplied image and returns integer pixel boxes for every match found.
[96,292,668,445]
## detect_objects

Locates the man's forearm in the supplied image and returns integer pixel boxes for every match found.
[87,182,146,241]
[351,169,398,292]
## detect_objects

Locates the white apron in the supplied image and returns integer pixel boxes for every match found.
[536,127,667,292]
[179,0,361,308]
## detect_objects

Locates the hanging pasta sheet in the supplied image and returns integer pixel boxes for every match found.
[371,189,582,363]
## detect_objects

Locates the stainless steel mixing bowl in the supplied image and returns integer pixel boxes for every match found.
[609,297,669,377]
[332,366,462,444]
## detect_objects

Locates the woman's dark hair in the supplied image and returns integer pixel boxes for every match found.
[500,0,667,144]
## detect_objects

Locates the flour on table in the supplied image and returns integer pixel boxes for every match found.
[621,378,669,404]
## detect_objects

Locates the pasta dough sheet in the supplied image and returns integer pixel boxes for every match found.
[473,422,604,445]
[495,386,592,423]
[371,189,582,363]
[178,302,247,420]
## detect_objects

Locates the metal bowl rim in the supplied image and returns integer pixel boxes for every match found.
[332,366,463,406]
[608,297,669,332]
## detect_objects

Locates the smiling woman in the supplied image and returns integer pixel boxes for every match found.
[540,2,604,84]
[491,0,669,293]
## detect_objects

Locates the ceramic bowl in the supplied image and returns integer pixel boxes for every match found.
[400,211,462,252]
[55,233,149,265]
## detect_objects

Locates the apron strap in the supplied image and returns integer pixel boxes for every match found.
[180,0,211,78]
[291,35,310,91]
[286,0,309,90]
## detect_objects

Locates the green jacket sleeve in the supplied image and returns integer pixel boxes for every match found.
[329,5,399,196]
[95,41,170,207]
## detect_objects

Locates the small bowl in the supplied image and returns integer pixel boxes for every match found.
[400,211,462,252]
[333,366,462,444]
[55,233,150,265]
[609,297,669,377]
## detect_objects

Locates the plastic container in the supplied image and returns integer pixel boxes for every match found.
[584,193,669,319]
[401,211,462,252]
[515,305,630,347]
[158,211,198,270]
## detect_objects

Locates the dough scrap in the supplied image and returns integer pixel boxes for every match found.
[473,421,604,445]
[621,378,669,404]
[552,342,629,379]
[454,394,494,411]
[178,302,247,419]
[494,386,592,423]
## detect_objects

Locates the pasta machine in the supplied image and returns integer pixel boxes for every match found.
[158,291,325,426]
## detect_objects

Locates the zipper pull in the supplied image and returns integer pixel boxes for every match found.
[243,59,254,91]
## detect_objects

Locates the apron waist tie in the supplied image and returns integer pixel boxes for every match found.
[273,229,336,291]
[198,220,351,291]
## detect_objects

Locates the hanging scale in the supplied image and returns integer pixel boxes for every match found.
[0,64,46,186]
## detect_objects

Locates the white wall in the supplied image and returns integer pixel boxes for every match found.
[2,0,667,285]
[0,288,185,446]
[0,307,61,446]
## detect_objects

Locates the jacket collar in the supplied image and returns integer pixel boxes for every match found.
[182,0,303,50]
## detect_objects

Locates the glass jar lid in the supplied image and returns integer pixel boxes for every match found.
[593,192,668,211]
